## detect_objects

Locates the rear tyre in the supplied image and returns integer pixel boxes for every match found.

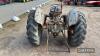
[68,12,87,47]
[26,10,42,46]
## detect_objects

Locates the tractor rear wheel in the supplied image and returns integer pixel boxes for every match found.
[26,10,42,46]
[67,13,87,47]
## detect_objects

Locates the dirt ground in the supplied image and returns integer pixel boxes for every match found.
[0,0,100,56]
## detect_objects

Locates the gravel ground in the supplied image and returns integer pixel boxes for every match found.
[0,0,100,56]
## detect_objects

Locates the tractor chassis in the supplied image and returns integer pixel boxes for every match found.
[43,15,70,52]
[46,25,70,52]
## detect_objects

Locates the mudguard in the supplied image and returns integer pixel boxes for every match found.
[67,8,79,26]
[34,7,45,26]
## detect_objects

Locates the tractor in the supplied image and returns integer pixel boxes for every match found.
[26,3,87,48]
[85,0,100,6]
[0,0,13,5]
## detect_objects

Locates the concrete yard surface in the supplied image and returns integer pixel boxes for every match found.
[0,0,50,24]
